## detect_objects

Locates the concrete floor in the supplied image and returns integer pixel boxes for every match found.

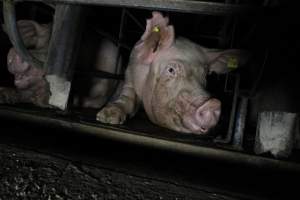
[0,118,299,200]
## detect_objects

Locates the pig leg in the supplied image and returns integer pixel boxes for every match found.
[96,73,139,124]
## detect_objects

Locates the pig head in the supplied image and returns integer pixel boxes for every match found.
[97,12,248,134]
[1,20,51,107]
[1,20,121,109]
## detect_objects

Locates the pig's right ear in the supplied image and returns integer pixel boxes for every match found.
[133,12,175,65]
[204,48,250,74]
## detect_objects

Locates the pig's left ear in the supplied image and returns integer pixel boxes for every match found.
[204,48,250,74]
[134,12,175,64]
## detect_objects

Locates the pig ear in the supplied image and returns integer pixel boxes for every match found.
[134,12,175,64]
[204,48,250,74]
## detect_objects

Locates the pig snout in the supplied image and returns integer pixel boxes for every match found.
[182,98,221,134]
[7,48,30,74]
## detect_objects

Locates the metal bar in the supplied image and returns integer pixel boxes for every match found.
[226,74,240,141]
[1,105,300,173]
[215,74,240,144]
[3,0,44,69]
[232,97,248,150]
[218,0,233,48]
[115,8,126,73]
[249,49,269,97]
[93,28,131,50]
[125,10,144,31]
[16,0,259,16]
[45,4,84,110]
[74,70,124,80]
[101,7,126,106]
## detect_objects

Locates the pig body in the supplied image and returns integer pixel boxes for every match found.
[97,12,247,134]
[0,20,51,106]
[73,35,122,109]
[1,20,120,108]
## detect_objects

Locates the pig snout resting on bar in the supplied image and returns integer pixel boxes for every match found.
[1,20,120,108]
[97,12,248,134]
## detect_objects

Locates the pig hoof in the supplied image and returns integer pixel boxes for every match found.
[96,105,126,124]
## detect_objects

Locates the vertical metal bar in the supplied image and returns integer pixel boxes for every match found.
[215,74,240,144]
[3,0,44,69]
[216,0,241,145]
[227,74,240,141]
[249,49,269,97]
[232,97,248,150]
[45,4,84,110]
[125,10,144,31]
[115,8,126,73]
[103,8,127,107]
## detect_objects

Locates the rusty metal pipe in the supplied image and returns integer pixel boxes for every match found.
[3,0,44,69]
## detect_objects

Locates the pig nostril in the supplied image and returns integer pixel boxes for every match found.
[198,111,203,118]
[200,126,207,133]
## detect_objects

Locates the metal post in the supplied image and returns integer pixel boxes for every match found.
[215,74,240,144]
[3,0,44,69]
[232,97,248,150]
[45,4,84,110]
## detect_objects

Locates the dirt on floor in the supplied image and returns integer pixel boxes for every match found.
[0,117,299,200]
[0,143,241,200]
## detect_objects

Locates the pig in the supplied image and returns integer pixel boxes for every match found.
[0,20,51,107]
[72,35,122,109]
[97,12,248,134]
[0,20,120,108]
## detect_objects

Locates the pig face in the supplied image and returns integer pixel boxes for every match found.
[7,48,45,89]
[133,12,248,134]
[140,39,221,134]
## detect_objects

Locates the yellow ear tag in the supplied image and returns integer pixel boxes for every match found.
[227,56,239,69]
[153,26,160,33]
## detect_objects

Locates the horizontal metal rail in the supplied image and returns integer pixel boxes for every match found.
[0,105,300,173]
[74,70,124,80]
[15,0,260,16]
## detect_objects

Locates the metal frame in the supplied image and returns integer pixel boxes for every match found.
[1,105,300,173]
[45,4,84,110]
[15,0,260,16]
[1,0,268,154]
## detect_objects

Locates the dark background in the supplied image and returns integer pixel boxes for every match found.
[1,1,300,199]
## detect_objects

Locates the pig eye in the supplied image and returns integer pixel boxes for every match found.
[166,66,176,76]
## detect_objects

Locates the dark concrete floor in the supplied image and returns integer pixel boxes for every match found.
[0,118,299,200]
